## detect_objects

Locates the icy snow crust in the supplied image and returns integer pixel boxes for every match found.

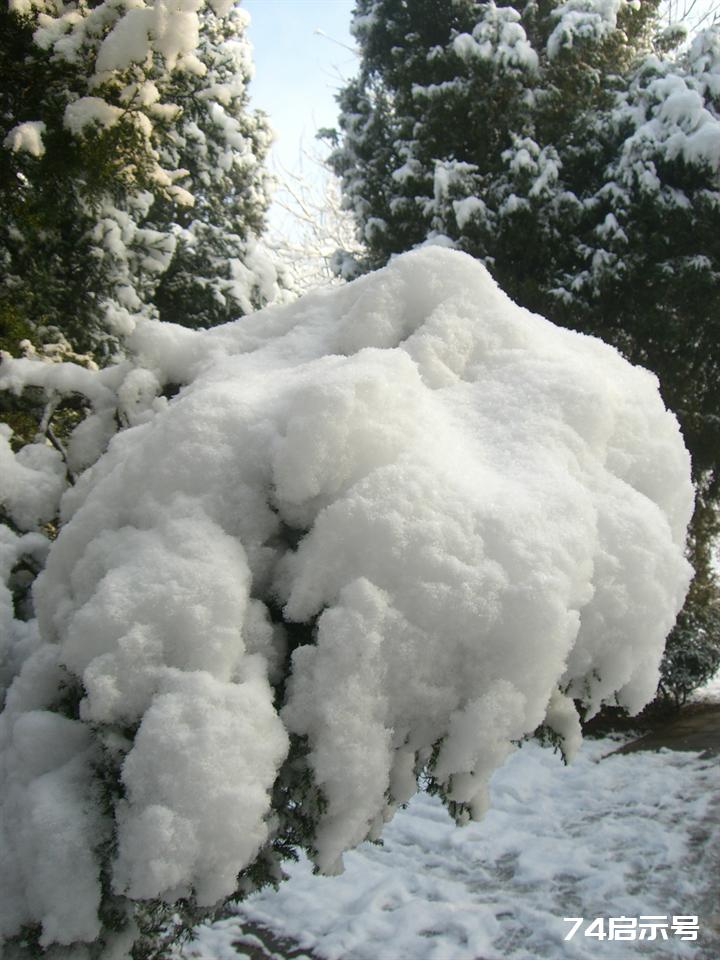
[0,248,692,944]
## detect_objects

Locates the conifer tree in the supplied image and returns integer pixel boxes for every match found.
[328,0,659,270]
[1,0,278,361]
[144,5,280,328]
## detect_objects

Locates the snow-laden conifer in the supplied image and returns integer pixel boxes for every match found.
[1,0,279,358]
[0,248,693,957]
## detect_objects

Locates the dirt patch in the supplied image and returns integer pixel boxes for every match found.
[603,702,720,758]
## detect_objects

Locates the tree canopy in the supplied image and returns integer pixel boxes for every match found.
[1,0,279,361]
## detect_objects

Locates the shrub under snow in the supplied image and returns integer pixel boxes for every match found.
[0,248,693,956]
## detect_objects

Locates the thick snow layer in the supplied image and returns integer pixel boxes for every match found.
[453,4,539,73]
[0,426,65,530]
[0,248,693,946]
[181,738,720,960]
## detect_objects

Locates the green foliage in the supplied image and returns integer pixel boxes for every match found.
[531,723,571,764]
[143,7,277,328]
[1,7,160,358]
[658,487,720,706]
[659,602,720,706]
[327,0,660,267]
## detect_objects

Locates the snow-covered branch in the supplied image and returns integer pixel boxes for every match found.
[267,149,363,295]
[0,249,693,957]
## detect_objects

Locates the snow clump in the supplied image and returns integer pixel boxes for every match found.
[2,121,47,158]
[0,247,693,950]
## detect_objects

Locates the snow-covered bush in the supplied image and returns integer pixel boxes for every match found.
[659,602,720,706]
[0,248,693,957]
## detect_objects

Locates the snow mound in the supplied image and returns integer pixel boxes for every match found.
[0,248,692,946]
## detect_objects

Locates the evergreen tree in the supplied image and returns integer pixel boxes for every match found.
[328,0,720,701]
[658,478,720,705]
[1,0,278,360]
[327,0,659,271]
[145,5,280,328]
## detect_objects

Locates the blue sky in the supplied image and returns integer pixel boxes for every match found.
[243,1,357,174]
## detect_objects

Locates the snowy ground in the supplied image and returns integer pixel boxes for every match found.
[180,674,720,960]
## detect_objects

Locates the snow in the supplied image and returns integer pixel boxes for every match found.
[453,195,487,229]
[0,426,66,530]
[692,667,720,703]
[0,248,693,949]
[181,736,720,960]
[612,30,720,193]
[94,8,155,75]
[453,4,539,74]
[93,0,207,76]
[63,97,125,134]
[502,138,562,198]
[624,73,720,171]
[13,715,103,947]
[547,0,631,60]
[113,668,287,906]
[0,649,105,947]
[2,120,47,158]
[7,0,52,14]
